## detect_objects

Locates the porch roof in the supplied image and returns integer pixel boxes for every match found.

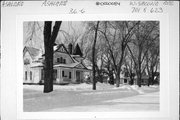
[30,62,91,71]
[54,62,90,70]
[54,62,79,68]
[31,62,43,68]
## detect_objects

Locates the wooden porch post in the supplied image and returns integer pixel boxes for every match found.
[60,68,62,82]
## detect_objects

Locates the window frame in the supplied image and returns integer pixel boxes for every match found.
[69,71,71,79]
[62,70,64,77]
[30,71,32,80]
[25,71,27,80]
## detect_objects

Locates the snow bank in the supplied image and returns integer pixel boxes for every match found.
[23,83,159,94]
[112,85,159,94]
[96,82,115,90]
[130,85,159,94]
[23,83,93,91]
[54,83,92,91]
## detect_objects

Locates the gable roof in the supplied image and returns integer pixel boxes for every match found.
[80,62,90,70]
[74,63,88,70]
[73,43,83,57]
[54,44,75,63]
[23,46,40,60]
[55,44,69,53]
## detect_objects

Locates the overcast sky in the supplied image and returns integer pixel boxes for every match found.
[23,21,86,50]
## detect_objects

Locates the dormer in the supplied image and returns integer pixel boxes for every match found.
[53,44,75,64]
[23,46,41,65]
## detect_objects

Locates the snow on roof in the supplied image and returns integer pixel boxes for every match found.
[71,55,80,57]
[53,45,59,51]
[24,46,40,60]
[31,62,43,68]
[54,62,79,68]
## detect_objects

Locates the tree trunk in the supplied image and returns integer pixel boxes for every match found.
[43,21,53,93]
[137,72,142,87]
[44,46,54,93]
[92,21,100,90]
[130,75,134,85]
[151,73,155,85]
[115,45,125,87]
[148,77,151,86]
[116,74,120,87]
[43,21,62,93]
[115,67,121,87]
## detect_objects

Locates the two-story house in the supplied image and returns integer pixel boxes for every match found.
[23,43,90,84]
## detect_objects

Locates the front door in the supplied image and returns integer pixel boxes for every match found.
[76,71,80,83]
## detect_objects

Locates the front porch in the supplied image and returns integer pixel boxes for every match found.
[40,68,89,84]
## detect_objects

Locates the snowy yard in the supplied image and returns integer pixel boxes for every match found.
[23,83,159,112]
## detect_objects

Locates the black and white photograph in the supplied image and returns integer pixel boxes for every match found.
[1,1,179,120]
[23,21,160,112]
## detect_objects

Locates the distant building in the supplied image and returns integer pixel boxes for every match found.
[23,43,90,84]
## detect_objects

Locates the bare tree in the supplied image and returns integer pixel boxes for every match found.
[43,21,62,93]
[127,21,159,87]
[124,50,136,85]
[146,34,159,86]
[92,21,100,90]
[98,21,140,87]
[24,22,44,52]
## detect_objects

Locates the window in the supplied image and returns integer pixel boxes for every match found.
[62,71,64,77]
[53,69,57,81]
[41,69,44,80]
[57,58,60,63]
[69,72,71,79]
[25,71,27,80]
[24,58,30,65]
[64,59,66,64]
[124,79,127,83]
[30,71,32,80]
[60,57,63,63]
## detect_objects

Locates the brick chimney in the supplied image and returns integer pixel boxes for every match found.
[68,43,73,54]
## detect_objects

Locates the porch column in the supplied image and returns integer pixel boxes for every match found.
[56,68,60,83]
[59,68,62,82]
[39,68,42,82]
[72,69,76,83]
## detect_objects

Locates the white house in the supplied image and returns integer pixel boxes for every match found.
[23,43,90,84]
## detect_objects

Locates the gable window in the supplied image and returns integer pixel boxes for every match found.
[62,71,64,77]
[63,59,66,64]
[30,71,32,80]
[57,58,60,63]
[60,57,63,63]
[25,71,27,80]
[24,58,30,65]
[69,72,71,79]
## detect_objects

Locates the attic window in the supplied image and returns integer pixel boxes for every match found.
[60,57,63,63]
[24,58,30,65]
[63,59,66,64]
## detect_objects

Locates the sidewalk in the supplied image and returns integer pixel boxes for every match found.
[47,92,159,112]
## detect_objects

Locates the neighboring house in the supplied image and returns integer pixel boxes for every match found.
[23,43,90,84]
[120,68,130,84]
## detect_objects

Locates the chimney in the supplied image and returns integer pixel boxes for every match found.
[68,43,73,54]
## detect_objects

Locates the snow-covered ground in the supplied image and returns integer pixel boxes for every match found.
[23,83,159,112]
